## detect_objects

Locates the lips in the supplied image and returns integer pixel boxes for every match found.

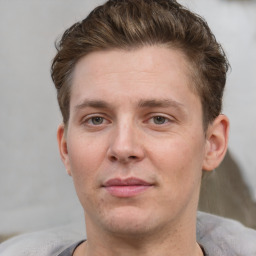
[103,177,152,197]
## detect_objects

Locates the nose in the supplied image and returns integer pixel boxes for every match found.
[107,122,145,164]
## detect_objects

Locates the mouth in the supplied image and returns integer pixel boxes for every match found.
[102,177,153,198]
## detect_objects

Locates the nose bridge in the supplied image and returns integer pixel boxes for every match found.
[108,115,144,162]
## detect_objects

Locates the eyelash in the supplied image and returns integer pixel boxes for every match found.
[83,115,110,127]
[82,114,173,128]
[146,114,173,127]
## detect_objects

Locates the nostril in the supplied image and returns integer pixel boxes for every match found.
[109,155,137,162]
[110,155,118,162]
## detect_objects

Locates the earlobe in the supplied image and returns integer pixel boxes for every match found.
[57,124,72,176]
[203,114,229,171]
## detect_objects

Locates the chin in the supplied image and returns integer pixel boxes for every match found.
[97,206,164,237]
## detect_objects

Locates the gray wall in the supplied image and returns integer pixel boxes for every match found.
[0,0,255,235]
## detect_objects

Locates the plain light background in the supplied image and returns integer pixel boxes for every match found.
[0,0,255,235]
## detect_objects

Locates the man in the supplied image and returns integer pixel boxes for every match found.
[0,0,255,255]
[50,0,244,255]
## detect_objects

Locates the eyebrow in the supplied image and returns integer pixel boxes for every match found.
[137,99,185,109]
[74,98,186,112]
[75,100,111,111]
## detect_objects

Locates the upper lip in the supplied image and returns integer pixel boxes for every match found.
[103,177,152,187]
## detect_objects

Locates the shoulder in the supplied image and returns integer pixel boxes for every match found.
[1,213,256,256]
[0,224,84,256]
[197,211,256,256]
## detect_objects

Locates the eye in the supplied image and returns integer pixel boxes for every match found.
[152,116,169,125]
[89,116,104,125]
[81,114,110,130]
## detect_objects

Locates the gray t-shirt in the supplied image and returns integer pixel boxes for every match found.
[57,241,208,256]
[1,212,256,256]
[58,241,84,256]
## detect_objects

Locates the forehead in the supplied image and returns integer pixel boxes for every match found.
[71,46,197,99]
[75,45,189,73]
[68,47,204,120]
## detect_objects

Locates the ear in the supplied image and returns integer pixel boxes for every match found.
[57,124,72,176]
[203,114,229,171]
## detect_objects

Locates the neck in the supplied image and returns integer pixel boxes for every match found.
[81,211,202,256]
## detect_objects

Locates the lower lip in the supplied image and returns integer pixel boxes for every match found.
[104,185,151,197]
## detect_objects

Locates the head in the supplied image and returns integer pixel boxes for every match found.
[51,0,229,130]
[53,0,229,246]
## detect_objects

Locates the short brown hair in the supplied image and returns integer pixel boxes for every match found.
[51,0,229,128]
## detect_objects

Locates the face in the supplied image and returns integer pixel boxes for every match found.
[58,46,225,238]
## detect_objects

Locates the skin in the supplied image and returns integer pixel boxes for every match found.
[57,46,229,256]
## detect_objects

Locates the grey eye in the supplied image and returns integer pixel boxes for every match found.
[91,117,104,125]
[153,116,166,124]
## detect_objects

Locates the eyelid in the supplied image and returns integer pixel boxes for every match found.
[82,113,111,126]
[147,113,174,122]
[142,114,175,129]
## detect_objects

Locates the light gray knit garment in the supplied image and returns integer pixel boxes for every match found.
[1,212,256,256]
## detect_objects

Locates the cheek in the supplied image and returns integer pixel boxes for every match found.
[150,138,204,211]
[67,139,104,211]
[68,136,103,169]
[66,136,107,191]
[150,136,205,184]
